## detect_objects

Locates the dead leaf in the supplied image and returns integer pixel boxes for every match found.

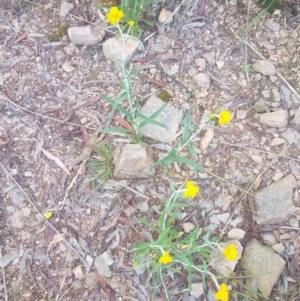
[94,272,111,298]
[156,53,178,61]
[41,148,70,176]
[44,223,55,247]
[9,31,28,47]
[112,116,134,131]
[26,259,35,283]
[81,127,89,144]
[99,215,120,232]
[149,78,165,87]
[253,175,262,191]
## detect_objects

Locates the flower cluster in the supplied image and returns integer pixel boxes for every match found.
[158,252,173,265]
[183,181,199,198]
[210,110,231,126]
[214,283,229,301]
[43,211,53,220]
[223,244,238,261]
[106,6,124,25]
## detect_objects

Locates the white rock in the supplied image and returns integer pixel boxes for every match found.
[253,60,276,76]
[216,61,224,69]
[272,88,281,102]
[261,90,271,98]
[200,128,214,151]
[195,58,206,71]
[236,110,247,120]
[265,19,280,31]
[193,73,210,89]
[72,265,84,279]
[94,254,112,278]
[217,212,230,224]
[289,217,299,228]
[138,201,149,212]
[103,35,140,66]
[60,2,74,17]
[251,155,263,165]
[294,106,300,124]
[262,41,276,50]
[271,137,285,146]
[190,283,204,298]
[272,172,283,182]
[62,62,75,73]
[68,24,105,46]
[158,8,173,24]
[227,228,245,240]
[182,222,195,234]
[202,51,216,65]
[260,110,288,127]
[272,243,285,254]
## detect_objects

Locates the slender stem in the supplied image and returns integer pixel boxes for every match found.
[174,260,220,289]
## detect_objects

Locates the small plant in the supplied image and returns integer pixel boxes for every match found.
[100,1,155,36]
[132,181,238,300]
[241,63,253,73]
[87,143,113,188]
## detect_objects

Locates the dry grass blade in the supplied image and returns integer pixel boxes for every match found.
[0,247,8,301]
[41,148,70,176]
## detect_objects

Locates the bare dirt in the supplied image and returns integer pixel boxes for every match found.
[1,0,300,300]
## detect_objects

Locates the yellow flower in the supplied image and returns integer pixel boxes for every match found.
[210,113,215,120]
[158,252,173,265]
[128,20,135,26]
[44,211,53,220]
[214,283,229,301]
[218,110,231,125]
[106,6,124,25]
[183,181,199,198]
[222,244,238,261]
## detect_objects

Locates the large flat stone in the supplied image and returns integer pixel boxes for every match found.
[113,143,155,179]
[254,174,297,224]
[241,239,286,299]
[259,110,288,127]
[140,95,180,143]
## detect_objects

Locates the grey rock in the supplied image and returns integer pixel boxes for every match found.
[138,201,149,212]
[216,212,230,224]
[261,90,271,98]
[254,174,297,224]
[280,86,291,102]
[262,40,276,50]
[270,137,286,146]
[289,217,299,228]
[193,73,211,89]
[59,2,74,17]
[288,160,300,177]
[141,95,180,143]
[0,251,19,268]
[227,228,245,240]
[265,19,280,31]
[68,24,105,46]
[255,73,262,82]
[113,144,155,179]
[236,110,247,120]
[241,239,285,299]
[294,106,300,124]
[94,253,112,278]
[272,88,281,102]
[202,51,216,65]
[190,283,204,298]
[261,232,278,246]
[253,60,276,76]
[281,128,296,145]
[259,110,288,127]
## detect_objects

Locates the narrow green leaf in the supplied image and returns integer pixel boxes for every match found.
[135,112,166,128]
[188,142,198,161]
[100,128,133,135]
[174,154,205,173]
[154,149,177,166]
[140,103,168,128]
[182,110,191,145]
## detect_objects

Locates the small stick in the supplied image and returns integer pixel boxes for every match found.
[220,141,300,162]
[110,180,150,200]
